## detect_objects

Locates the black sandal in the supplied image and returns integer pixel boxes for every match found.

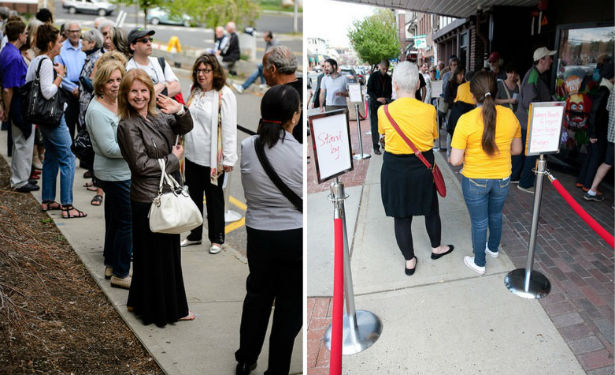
[41,200,61,211]
[91,194,103,206]
[61,205,87,219]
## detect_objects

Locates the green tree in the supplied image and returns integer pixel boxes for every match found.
[347,9,400,68]
[166,0,260,31]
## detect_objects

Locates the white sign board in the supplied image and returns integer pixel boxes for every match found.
[526,102,565,156]
[348,83,362,104]
[308,110,353,183]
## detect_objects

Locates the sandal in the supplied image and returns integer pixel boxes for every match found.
[83,182,98,192]
[41,200,61,211]
[91,194,103,206]
[179,311,196,321]
[61,205,87,219]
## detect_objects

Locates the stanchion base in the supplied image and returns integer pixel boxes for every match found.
[224,210,243,223]
[504,268,551,299]
[353,153,371,160]
[324,310,382,355]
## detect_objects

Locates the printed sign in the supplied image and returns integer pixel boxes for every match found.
[526,102,566,156]
[308,109,354,183]
[348,83,362,104]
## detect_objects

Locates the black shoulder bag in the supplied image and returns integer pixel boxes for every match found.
[24,57,67,128]
[254,137,303,212]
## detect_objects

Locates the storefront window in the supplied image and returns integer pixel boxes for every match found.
[554,24,614,164]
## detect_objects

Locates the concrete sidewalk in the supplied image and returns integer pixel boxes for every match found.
[307,149,585,373]
[0,130,302,374]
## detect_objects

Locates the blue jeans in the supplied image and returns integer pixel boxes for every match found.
[241,64,265,90]
[461,176,511,267]
[39,116,76,205]
[100,179,133,278]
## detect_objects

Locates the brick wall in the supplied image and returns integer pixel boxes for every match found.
[0,2,37,14]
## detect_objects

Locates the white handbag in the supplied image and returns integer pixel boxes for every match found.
[148,159,203,234]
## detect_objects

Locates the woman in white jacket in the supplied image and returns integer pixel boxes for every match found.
[181,54,237,254]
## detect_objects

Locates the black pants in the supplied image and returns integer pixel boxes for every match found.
[394,197,441,260]
[184,158,225,244]
[577,138,607,188]
[236,227,302,375]
[369,101,381,148]
[64,94,80,141]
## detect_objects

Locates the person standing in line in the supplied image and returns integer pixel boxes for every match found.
[488,52,507,81]
[235,85,302,375]
[449,71,523,275]
[495,63,520,112]
[117,69,194,327]
[308,61,326,109]
[366,59,392,155]
[319,58,348,112]
[511,47,556,192]
[441,55,459,95]
[421,62,433,104]
[234,31,275,94]
[1,19,37,193]
[262,45,303,144]
[180,54,237,254]
[54,21,85,140]
[86,60,132,288]
[378,61,454,276]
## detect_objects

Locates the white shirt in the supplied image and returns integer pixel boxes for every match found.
[321,74,348,106]
[126,56,178,85]
[26,55,58,99]
[422,72,432,104]
[184,85,237,167]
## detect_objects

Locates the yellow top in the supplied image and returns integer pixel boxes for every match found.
[455,81,476,105]
[451,105,522,179]
[377,97,438,154]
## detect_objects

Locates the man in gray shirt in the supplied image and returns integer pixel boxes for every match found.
[319,58,348,112]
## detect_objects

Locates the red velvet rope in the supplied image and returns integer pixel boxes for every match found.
[329,217,344,375]
[549,178,614,248]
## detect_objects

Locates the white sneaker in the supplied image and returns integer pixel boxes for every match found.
[209,244,222,254]
[485,243,499,258]
[464,256,485,275]
[181,239,202,247]
[233,83,244,94]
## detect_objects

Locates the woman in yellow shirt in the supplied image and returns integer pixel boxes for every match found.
[378,61,454,276]
[450,71,523,275]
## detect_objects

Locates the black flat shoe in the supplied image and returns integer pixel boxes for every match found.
[236,362,256,375]
[405,257,417,276]
[431,244,455,260]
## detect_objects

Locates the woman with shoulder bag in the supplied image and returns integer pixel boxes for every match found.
[378,61,454,276]
[180,54,237,254]
[116,69,195,327]
[235,85,302,375]
[28,24,86,218]
[450,71,523,275]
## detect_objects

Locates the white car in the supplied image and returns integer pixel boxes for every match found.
[62,0,115,16]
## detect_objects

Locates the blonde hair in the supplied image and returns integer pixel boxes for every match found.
[118,69,158,120]
[93,60,126,98]
[95,50,128,69]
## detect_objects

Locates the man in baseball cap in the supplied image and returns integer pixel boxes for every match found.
[512,46,557,193]
[488,51,505,80]
[127,27,155,45]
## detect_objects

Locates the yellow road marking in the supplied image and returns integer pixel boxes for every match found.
[229,196,247,211]
[225,217,246,234]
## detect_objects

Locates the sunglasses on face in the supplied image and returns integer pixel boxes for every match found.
[137,37,153,43]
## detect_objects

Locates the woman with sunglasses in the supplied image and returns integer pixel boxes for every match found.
[180,54,237,254]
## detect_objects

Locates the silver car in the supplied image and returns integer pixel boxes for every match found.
[62,0,115,16]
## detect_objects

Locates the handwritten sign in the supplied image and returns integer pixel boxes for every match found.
[308,110,353,183]
[348,83,362,104]
[526,102,565,156]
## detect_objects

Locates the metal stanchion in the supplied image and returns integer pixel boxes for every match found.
[505,154,551,299]
[353,104,370,160]
[325,178,382,354]
[222,172,242,223]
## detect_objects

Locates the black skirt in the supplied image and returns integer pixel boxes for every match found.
[127,200,189,327]
[381,150,437,217]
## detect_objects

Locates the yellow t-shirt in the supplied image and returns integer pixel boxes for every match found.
[377,97,438,154]
[455,81,476,105]
[451,105,522,179]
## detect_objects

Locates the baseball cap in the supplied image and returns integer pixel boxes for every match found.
[128,27,155,44]
[533,47,556,61]
[488,52,500,63]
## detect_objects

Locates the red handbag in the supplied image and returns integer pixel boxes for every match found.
[383,105,447,197]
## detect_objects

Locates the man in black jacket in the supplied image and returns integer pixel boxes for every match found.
[221,22,240,76]
[366,59,392,154]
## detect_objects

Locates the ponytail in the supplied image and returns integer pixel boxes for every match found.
[470,71,499,156]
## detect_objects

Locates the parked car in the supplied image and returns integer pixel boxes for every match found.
[146,7,192,27]
[340,67,365,85]
[62,0,115,16]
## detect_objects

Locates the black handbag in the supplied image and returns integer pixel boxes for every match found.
[24,57,67,128]
[71,127,94,165]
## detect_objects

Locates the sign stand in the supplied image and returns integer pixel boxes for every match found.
[353,103,370,160]
[324,178,382,354]
[504,102,565,299]
[348,83,370,160]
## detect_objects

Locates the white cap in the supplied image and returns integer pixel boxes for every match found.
[533,47,557,61]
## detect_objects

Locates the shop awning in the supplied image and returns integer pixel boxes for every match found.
[334,0,536,18]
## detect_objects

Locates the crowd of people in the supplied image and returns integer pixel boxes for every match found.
[0,9,302,375]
